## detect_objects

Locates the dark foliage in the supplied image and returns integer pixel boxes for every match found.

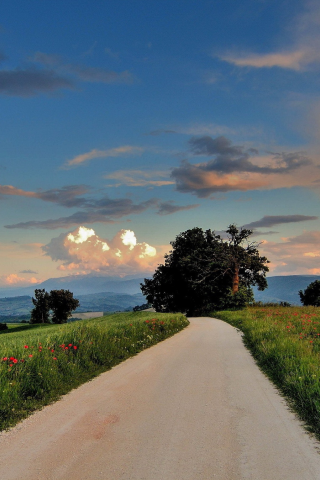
[49,289,80,324]
[30,289,51,324]
[141,225,269,315]
[299,280,320,306]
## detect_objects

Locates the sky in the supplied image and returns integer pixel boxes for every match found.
[1,0,320,288]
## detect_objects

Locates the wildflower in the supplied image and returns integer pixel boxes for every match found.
[13,359,18,364]
[28,354,33,358]
[73,346,77,350]
[51,349,54,353]
[53,357,57,360]
[24,345,28,349]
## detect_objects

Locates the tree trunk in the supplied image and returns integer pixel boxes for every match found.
[232,263,239,294]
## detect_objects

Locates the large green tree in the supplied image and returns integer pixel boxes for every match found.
[30,289,51,324]
[141,225,269,315]
[49,289,80,324]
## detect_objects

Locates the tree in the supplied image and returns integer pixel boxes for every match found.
[141,225,269,315]
[49,289,80,324]
[30,289,51,324]
[299,280,320,306]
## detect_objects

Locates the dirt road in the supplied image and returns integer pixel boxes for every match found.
[1,317,320,480]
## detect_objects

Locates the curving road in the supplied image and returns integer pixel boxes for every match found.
[1,317,320,480]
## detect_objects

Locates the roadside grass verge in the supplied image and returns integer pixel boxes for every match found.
[211,307,320,439]
[0,311,188,431]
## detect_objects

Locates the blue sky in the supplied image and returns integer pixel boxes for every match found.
[1,0,320,287]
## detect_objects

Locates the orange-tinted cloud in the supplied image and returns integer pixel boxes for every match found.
[259,230,320,275]
[217,3,320,71]
[43,226,167,275]
[63,146,144,169]
[1,273,39,286]
[171,136,319,197]
[220,50,308,71]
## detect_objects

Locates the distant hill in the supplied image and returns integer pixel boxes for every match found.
[0,291,145,318]
[253,275,320,305]
[0,274,148,298]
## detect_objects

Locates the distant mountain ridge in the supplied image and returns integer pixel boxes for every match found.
[1,274,319,311]
[0,274,148,298]
[253,275,320,305]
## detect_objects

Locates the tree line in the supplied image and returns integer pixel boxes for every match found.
[30,289,79,324]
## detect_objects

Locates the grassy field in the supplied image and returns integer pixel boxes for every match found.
[0,311,189,431]
[212,306,320,438]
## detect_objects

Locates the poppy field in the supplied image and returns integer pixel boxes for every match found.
[212,307,320,438]
[0,311,189,431]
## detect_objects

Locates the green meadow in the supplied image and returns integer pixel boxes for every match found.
[0,312,189,431]
[212,307,320,439]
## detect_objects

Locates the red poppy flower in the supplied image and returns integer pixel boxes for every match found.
[73,346,77,350]
[3,357,7,361]
[53,357,57,360]
[29,354,33,357]
[13,359,18,364]
[24,345,28,349]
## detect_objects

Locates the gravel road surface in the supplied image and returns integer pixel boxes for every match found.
[1,317,320,480]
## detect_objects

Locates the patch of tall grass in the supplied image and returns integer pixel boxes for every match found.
[211,307,320,438]
[0,311,188,431]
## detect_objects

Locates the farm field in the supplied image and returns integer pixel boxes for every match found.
[212,306,320,439]
[0,311,188,431]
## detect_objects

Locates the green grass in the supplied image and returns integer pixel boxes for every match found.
[0,311,188,431]
[211,306,320,438]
